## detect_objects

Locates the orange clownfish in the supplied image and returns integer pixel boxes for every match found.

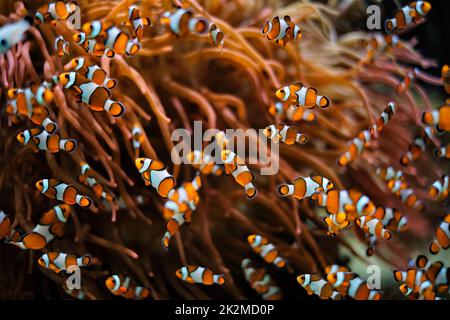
[269,101,315,122]
[39,204,72,238]
[261,16,301,46]
[389,179,425,211]
[105,274,150,299]
[422,104,450,133]
[38,252,91,273]
[393,268,435,300]
[59,72,125,117]
[278,175,334,201]
[66,56,116,89]
[276,82,329,109]
[175,265,225,285]
[54,35,69,57]
[428,175,449,202]
[356,215,392,240]
[297,274,342,300]
[430,214,450,255]
[186,150,223,176]
[135,157,176,198]
[131,126,143,158]
[385,1,431,33]
[372,207,407,232]
[376,166,404,182]
[400,128,434,166]
[79,162,115,202]
[221,150,257,198]
[241,259,282,300]
[442,65,450,94]
[209,24,224,47]
[35,1,78,25]
[435,144,450,159]
[36,179,92,208]
[160,8,209,38]
[263,124,308,145]
[123,5,151,40]
[396,68,417,93]
[247,234,287,268]
[414,255,450,293]
[73,34,115,58]
[0,211,11,240]
[17,127,77,153]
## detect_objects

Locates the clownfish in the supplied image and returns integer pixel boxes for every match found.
[160,8,209,38]
[6,224,55,250]
[35,1,78,25]
[209,24,224,47]
[123,5,150,40]
[442,65,450,94]
[435,144,450,159]
[59,72,125,117]
[428,175,449,202]
[400,128,433,166]
[105,274,150,299]
[261,16,301,46]
[384,34,402,51]
[430,214,450,255]
[175,266,225,285]
[325,264,355,288]
[221,150,257,198]
[356,215,392,240]
[269,101,315,122]
[422,104,450,133]
[0,211,11,240]
[385,1,431,33]
[131,126,143,158]
[263,124,308,145]
[39,204,71,238]
[161,212,189,251]
[241,259,282,300]
[186,150,223,176]
[66,57,116,89]
[393,268,436,300]
[38,252,91,274]
[297,274,342,300]
[135,157,176,198]
[79,162,115,202]
[414,255,450,293]
[364,234,378,256]
[17,127,77,153]
[36,179,92,208]
[396,68,417,93]
[278,175,334,201]
[372,207,407,232]
[73,33,115,58]
[247,234,287,268]
[276,82,330,109]
[0,17,33,55]
[54,35,69,57]
[376,166,403,182]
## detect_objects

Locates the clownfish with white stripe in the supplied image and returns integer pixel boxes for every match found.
[297,274,342,300]
[269,101,315,122]
[36,179,92,208]
[160,7,209,38]
[221,150,256,198]
[442,65,450,94]
[400,127,434,166]
[422,103,450,133]
[393,268,436,300]
[105,274,150,299]
[35,1,78,25]
[38,252,91,274]
[263,124,308,145]
[54,35,69,57]
[241,259,282,300]
[186,150,223,176]
[66,57,116,89]
[376,166,403,182]
[17,127,77,153]
[73,33,115,58]
[396,68,417,93]
[356,215,392,240]
[278,175,334,201]
[79,162,115,202]
[428,175,449,202]
[0,211,11,240]
[135,157,176,198]
[209,24,224,47]
[414,255,450,293]
[430,213,450,255]
[261,16,301,46]
[175,266,225,285]
[123,5,151,40]
[276,82,330,109]
[385,1,431,33]
[131,126,143,158]
[247,234,287,268]
[39,204,71,238]
[0,17,33,55]
[59,72,125,117]
[435,144,450,159]
[372,207,408,232]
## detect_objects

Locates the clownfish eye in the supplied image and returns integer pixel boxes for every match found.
[140,159,144,164]
[65,74,69,79]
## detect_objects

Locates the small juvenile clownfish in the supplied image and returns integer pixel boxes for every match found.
[73,33,115,58]
[396,68,417,93]
[442,65,450,94]
[428,175,449,202]
[6,224,55,250]
[241,259,282,300]
[261,16,301,46]
[372,207,407,232]
[278,175,334,201]
[435,144,450,159]
[131,126,143,158]
[370,102,397,135]
[376,166,403,182]
[209,24,224,47]
[186,150,223,176]
[36,179,92,208]
[175,266,225,285]
[269,101,315,122]
[39,204,71,238]
[390,179,425,211]
[247,234,287,268]
[385,1,431,33]
[296,274,342,300]
[276,82,330,109]
[400,129,432,167]
[364,234,377,256]
[123,5,151,40]
[17,127,77,153]
[263,124,308,145]
[35,1,78,25]
[414,255,450,293]
[0,17,33,55]
[327,267,382,300]
[59,72,125,117]
[356,215,392,240]
[66,57,116,89]
[54,35,69,57]
[0,211,11,240]
[160,8,209,38]
[38,252,91,274]
[221,150,257,198]
[135,157,176,198]
[79,162,115,202]
[429,214,450,255]
[161,212,188,251]
[105,274,150,299]
[422,104,450,133]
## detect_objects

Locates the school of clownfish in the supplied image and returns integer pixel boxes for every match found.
[0,0,449,300]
